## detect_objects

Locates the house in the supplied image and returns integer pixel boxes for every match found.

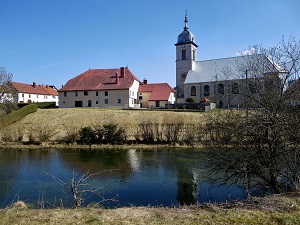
[58,67,142,108]
[138,79,176,108]
[175,13,284,108]
[8,81,59,106]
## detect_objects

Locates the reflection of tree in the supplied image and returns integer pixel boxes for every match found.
[0,150,22,206]
[58,149,133,181]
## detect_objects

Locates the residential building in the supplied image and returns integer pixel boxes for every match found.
[59,67,142,108]
[138,79,176,108]
[8,81,59,105]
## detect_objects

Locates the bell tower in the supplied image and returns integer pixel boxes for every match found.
[175,12,198,99]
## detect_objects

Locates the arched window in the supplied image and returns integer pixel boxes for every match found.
[191,86,196,96]
[204,85,210,96]
[182,49,186,60]
[232,82,239,94]
[217,83,224,95]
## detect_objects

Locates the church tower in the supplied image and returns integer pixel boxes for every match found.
[175,13,198,99]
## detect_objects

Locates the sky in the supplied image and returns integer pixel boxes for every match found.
[1,0,299,89]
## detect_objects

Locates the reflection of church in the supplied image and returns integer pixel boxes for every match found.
[175,14,283,108]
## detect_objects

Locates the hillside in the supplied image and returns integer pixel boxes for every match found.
[1,108,208,143]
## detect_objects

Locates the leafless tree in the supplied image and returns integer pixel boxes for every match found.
[205,36,300,194]
[0,67,17,115]
[43,169,118,208]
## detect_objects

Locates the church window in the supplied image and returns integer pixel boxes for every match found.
[232,82,239,94]
[191,86,196,96]
[204,85,210,96]
[182,49,186,60]
[217,83,224,95]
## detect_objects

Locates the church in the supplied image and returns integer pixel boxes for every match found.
[174,14,284,108]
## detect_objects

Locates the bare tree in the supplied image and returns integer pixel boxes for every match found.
[205,36,300,194]
[43,169,118,208]
[0,67,17,115]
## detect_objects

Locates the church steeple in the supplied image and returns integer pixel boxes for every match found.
[184,11,189,31]
[175,12,198,99]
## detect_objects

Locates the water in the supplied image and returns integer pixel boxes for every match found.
[0,148,248,208]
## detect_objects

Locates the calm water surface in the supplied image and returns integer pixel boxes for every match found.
[0,148,248,208]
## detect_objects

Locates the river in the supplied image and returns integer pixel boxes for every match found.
[0,148,248,208]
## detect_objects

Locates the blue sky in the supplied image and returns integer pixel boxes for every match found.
[1,0,299,89]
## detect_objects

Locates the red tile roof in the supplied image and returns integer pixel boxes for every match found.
[10,82,58,96]
[138,83,176,101]
[59,67,142,91]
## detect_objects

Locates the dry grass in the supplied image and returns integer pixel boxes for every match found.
[1,193,300,224]
[3,108,208,142]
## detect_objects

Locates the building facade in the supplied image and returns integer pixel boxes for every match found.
[9,81,59,105]
[138,80,176,108]
[59,67,141,108]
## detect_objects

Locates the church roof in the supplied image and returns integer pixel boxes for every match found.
[138,83,176,101]
[184,55,281,84]
[59,67,142,91]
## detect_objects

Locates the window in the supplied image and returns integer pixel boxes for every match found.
[232,82,239,94]
[37,95,38,98]
[191,86,196,96]
[182,49,186,60]
[156,101,160,107]
[105,91,108,96]
[22,93,24,97]
[118,99,121,104]
[96,100,98,104]
[217,83,224,95]
[96,91,98,96]
[105,99,108,104]
[132,91,134,96]
[63,101,65,104]
[84,91,88,96]
[139,95,143,100]
[29,94,31,98]
[75,91,78,97]
[64,92,67,97]
[204,85,210,96]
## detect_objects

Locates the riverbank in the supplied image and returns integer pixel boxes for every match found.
[1,193,300,224]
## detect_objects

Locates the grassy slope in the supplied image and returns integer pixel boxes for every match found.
[1,193,300,224]
[3,108,208,141]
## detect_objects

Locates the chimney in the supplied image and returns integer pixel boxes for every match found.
[33,82,36,88]
[120,67,125,78]
[116,71,119,84]
[143,78,148,84]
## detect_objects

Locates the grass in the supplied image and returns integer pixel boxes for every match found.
[1,193,300,224]
[1,108,209,143]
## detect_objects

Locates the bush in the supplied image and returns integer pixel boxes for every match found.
[102,123,125,144]
[78,127,97,145]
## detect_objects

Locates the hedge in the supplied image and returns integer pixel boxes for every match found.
[0,104,38,128]
[18,102,57,109]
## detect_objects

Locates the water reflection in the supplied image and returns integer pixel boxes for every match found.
[0,148,249,208]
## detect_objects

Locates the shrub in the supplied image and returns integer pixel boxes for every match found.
[78,127,97,145]
[102,123,125,144]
